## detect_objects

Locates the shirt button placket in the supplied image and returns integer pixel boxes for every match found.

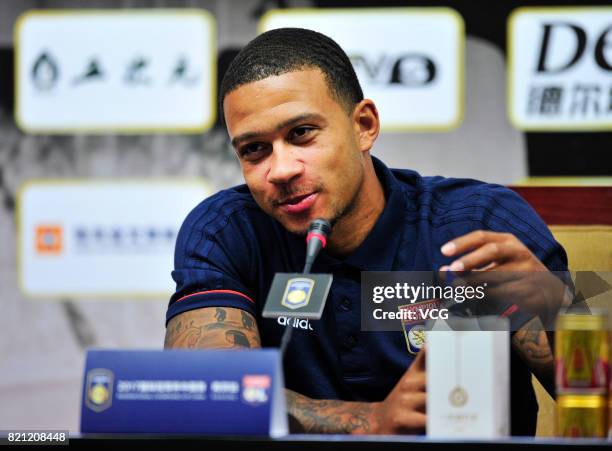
[344,334,358,349]
[338,297,352,312]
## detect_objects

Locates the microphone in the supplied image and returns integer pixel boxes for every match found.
[279,219,332,356]
[303,219,331,274]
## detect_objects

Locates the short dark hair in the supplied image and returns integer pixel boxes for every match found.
[220,28,364,119]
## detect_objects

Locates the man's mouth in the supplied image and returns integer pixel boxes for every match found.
[276,192,318,215]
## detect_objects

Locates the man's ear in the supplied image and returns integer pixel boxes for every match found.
[352,99,380,153]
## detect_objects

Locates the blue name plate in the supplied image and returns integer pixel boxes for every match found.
[80,349,287,436]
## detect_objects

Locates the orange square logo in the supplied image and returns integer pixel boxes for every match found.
[35,225,63,254]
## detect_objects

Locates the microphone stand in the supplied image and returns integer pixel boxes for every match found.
[279,219,330,357]
[279,261,314,356]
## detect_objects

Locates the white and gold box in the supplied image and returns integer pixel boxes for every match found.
[426,317,510,438]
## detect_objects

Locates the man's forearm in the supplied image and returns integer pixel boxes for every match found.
[285,389,378,434]
[512,316,555,397]
[166,309,381,432]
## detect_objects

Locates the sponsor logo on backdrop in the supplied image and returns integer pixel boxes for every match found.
[73,225,176,252]
[19,181,209,298]
[16,10,215,132]
[35,225,63,254]
[31,52,59,91]
[509,7,612,130]
[86,368,114,412]
[241,375,271,406]
[34,224,177,254]
[30,52,201,92]
[260,8,464,130]
[350,53,437,86]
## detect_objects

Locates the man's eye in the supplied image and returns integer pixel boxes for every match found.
[239,143,268,161]
[289,126,315,142]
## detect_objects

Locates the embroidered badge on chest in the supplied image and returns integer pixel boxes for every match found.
[398,299,441,354]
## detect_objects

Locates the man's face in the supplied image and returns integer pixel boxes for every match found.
[223,69,366,235]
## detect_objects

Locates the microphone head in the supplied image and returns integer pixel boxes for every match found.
[308,218,331,237]
[306,218,331,248]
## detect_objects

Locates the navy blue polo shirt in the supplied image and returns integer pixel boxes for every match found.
[167,156,568,436]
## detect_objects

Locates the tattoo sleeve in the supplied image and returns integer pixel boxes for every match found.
[167,309,376,434]
[164,307,261,350]
[512,316,555,397]
[285,389,376,434]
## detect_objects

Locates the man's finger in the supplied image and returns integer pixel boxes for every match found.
[454,270,523,287]
[410,347,426,372]
[402,372,426,392]
[400,392,427,412]
[394,411,427,433]
[448,241,515,272]
[441,230,509,258]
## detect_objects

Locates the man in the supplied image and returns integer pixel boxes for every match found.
[165,28,569,435]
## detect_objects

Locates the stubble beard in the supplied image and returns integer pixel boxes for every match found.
[257,162,365,237]
[284,171,364,238]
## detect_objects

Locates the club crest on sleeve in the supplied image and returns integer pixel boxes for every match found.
[281,277,315,310]
[85,368,114,412]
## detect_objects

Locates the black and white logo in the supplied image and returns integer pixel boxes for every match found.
[509,8,612,129]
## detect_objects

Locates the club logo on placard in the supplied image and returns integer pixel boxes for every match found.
[281,277,315,310]
[35,225,63,254]
[241,375,271,406]
[85,368,114,412]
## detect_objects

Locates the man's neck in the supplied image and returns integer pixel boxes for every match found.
[327,158,385,256]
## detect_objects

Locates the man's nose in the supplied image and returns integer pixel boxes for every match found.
[267,146,303,184]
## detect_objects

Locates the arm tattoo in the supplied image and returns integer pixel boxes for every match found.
[226,330,251,348]
[168,310,375,433]
[512,316,554,396]
[285,389,375,434]
[165,307,261,350]
[215,307,227,323]
[241,310,255,330]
